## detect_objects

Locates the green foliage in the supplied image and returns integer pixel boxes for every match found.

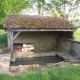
[9,0,27,14]
[0,30,6,34]
[74,21,80,28]
[47,0,80,23]
[0,25,3,29]
[0,66,80,80]
[0,0,80,24]
[27,0,47,15]
[0,30,7,48]
[0,0,28,25]
[74,28,80,40]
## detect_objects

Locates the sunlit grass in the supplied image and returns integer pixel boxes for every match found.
[0,30,6,34]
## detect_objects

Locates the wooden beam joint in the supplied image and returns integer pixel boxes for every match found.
[13,31,21,40]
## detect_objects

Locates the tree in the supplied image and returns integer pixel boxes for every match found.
[27,0,47,15]
[46,0,80,23]
[0,0,28,25]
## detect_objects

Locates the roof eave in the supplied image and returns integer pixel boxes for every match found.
[4,28,75,32]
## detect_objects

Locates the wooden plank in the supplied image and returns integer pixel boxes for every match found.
[13,31,21,40]
[5,28,74,32]
[10,31,13,58]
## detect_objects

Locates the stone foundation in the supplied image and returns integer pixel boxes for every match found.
[0,54,10,73]
[57,38,80,57]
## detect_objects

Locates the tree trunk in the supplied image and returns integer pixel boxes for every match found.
[37,1,43,15]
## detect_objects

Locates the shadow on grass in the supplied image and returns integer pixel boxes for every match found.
[0,33,7,48]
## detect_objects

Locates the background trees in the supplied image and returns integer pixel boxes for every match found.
[0,0,80,26]
[0,0,28,25]
[26,0,47,15]
[46,0,80,24]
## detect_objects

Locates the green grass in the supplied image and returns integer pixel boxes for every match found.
[74,28,80,40]
[0,30,7,48]
[0,30,6,34]
[0,66,80,80]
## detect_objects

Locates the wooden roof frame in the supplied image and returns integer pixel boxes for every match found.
[5,27,75,58]
[4,28,74,32]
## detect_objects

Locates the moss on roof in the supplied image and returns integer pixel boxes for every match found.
[3,14,74,29]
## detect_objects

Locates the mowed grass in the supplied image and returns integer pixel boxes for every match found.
[0,66,80,80]
[74,28,80,40]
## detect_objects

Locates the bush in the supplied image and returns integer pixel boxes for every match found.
[0,33,7,48]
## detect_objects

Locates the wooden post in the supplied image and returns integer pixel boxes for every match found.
[10,31,21,58]
[10,31,13,58]
[7,31,11,49]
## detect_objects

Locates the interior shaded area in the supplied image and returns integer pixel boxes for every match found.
[13,31,73,53]
[10,56,63,66]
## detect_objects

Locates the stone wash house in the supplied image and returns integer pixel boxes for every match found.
[3,14,80,60]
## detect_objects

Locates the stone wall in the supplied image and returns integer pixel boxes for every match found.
[56,38,71,53]
[57,38,80,56]
[56,31,73,53]
[71,40,80,56]
[14,32,58,52]
[8,31,79,58]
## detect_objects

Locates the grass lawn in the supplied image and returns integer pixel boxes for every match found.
[0,66,80,80]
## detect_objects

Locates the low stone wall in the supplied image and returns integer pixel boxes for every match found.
[0,54,10,73]
[13,38,80,58]
[71,40,80,56]
[57,38,80,56]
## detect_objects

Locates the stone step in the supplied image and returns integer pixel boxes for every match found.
[0,54,11,74]
[56,52,80,63]
[14,51,56,58]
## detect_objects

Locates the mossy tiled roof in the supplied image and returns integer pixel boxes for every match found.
[3,14,74,29]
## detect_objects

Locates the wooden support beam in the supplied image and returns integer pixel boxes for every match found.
[10,31,13,58]
[7,31,11,49]
[13,31,21,40]
[9,31,20,58]
[5,28,74,32]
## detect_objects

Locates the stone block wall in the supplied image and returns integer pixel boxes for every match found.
[57,38,80,56]
[8,31,60,58]
[14,32,58,52]
[56,38,71,53]
[7,31,80,58]
[71,40,80,56]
